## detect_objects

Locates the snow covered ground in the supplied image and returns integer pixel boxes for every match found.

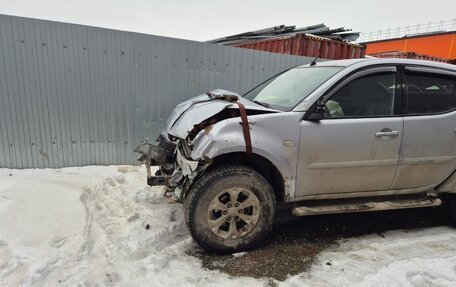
[0,166,455,286]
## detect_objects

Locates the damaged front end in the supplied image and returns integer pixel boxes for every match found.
[134,89,280,200]
[134,135,212,198]
[133,134,175,187]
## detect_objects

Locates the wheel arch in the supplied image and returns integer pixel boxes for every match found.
[208,152,286,202]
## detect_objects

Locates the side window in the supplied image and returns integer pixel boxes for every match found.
[406,73,456,115]
[324,73,396,118]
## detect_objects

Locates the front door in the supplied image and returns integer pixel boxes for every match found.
[296,66,403,198]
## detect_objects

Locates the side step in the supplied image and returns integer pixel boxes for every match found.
[292,197,442,217]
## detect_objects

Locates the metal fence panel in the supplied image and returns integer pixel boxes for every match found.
[0,14,312,168]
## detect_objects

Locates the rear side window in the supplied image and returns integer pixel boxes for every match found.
[406,73,456,114]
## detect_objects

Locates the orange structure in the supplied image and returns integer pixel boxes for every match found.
[365,31,456,61]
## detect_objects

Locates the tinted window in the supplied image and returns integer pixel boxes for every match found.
[324,73,396,118]
[406,73,456,114]
[243,67,343,111]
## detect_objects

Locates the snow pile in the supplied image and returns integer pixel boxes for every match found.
[1,166,455,286]
[0,166,258,286]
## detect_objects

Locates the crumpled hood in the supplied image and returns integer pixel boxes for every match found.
[164,89,277,139]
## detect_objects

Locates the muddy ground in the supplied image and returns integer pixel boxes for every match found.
[188,207,452,281]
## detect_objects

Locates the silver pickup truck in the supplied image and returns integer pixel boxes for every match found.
[135,58,456,253]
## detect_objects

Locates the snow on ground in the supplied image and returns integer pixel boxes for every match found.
[285,228,456,287]
[0,166,455,286]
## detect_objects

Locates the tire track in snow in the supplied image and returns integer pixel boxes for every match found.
[52,173,190,285]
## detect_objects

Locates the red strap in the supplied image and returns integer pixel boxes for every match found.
[236,102,252,155]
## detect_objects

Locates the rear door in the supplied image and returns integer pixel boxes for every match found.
[391,66,456,190]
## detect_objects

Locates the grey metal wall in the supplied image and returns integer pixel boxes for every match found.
[0,15,312,168]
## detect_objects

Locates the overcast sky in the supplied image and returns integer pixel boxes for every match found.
[0,0,455,41]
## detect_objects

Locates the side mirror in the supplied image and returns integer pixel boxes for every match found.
[307,105,325,121]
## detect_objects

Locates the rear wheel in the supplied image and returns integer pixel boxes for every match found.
[184,165,275,254]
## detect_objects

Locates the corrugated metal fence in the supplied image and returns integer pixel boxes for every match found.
[0,15,312,168]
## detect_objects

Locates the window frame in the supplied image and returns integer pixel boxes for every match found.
[402,65,456,116]
[304,65,402,120]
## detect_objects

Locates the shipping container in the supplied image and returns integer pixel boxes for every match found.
[232,34,366,60]
[368,51,450,63]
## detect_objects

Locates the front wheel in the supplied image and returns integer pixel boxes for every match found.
[184,165,276,254]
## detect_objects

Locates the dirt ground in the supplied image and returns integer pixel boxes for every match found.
[188,207,452,281]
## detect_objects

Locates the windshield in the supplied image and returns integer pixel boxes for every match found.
[243,66,343,111]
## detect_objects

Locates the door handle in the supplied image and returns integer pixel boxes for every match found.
[375,131,400,137]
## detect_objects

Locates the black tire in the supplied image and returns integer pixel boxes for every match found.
[447,194,456,223]
[184,164,276,254]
